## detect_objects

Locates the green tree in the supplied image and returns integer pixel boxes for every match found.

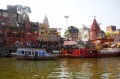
[7,5,31,27]
[101,30,106,38]
[15,5,31,20]
[64,26,79,40]
[7,5,31,21]
[64,27,70,40]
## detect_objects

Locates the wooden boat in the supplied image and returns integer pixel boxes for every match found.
[97,48,120,57]
[68,48,97,58]
[63,47,120,58]
[59,40,120,58]
[89,36,120,57]
[66,48,120,58]
[59,40,78,58]
[13,48,59,60]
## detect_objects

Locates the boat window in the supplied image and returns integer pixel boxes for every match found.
[41,51,45,56]
[22,51,24,54]
[28,51,31,55]
[38,52,41,56]
[34,51,38,56]
[32,51,34,55]
[25,51,27,55]
[18,50,22,54]
[35,51,38,54]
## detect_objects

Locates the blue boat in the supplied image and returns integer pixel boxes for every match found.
[13,48,59,60]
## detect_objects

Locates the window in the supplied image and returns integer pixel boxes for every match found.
[35,52,38,56]
[21,34,25,38]
[0,33,4,37]
[18,51,22,54]
[12,33,17,37]
[7,33,11,37]
[22,51,24,54]
[41,32,44,35]
[28,51,31,55]
[41,51,45,56]
[32,51,34,55]
[35,52,38,54]
[25,51,27,55]
[13,14,17,17]
[3,13,8,17]
[38,52,41,56]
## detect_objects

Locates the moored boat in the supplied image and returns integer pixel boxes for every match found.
[68,48,97,58]
[97,48,120,57]
[59,39,120,58]
[59,40,79,58]
[63,48,120,58]
[13,48,59,60]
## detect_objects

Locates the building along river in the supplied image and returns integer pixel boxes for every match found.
[0,57,120,79]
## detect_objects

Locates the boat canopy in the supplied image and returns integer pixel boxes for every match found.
[63,41,78,45]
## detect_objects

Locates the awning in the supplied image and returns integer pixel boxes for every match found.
[63,41,78,45]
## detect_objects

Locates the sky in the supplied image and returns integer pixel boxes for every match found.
[0,0,120,36]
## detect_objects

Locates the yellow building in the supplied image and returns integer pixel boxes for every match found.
[37,15,60,41]
[106,25,116,33]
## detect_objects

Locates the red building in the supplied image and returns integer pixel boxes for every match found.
[0,7,38,47]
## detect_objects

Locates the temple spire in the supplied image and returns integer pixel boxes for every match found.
[90,17,101,40]
[43,15,49,27]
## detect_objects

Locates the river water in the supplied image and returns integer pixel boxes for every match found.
[0,57,120,79]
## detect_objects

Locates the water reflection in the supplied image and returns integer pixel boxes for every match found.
[0,57,120,79]
[14,60,59,79]
[49,58,97,79]
[48,58,120,79]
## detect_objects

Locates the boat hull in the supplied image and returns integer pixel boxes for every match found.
[15,54,58,60]
[59,54,71,58]
[68,54,97,58]
[97,48,120,57]
[97,53,119,57]
[68,48,97,58]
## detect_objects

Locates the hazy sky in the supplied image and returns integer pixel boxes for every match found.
[0,0,120,36]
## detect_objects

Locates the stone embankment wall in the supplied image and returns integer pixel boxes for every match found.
[0,47,17,57]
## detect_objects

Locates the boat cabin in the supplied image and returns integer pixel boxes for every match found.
[17,48,48,56]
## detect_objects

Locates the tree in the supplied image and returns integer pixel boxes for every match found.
[101,30,106,38]
[7,5,31,20]
[15,5,31,20]
[64,26,79,40]
[7,5,31,27]
[64,27,70,40]
[79,25,90,40]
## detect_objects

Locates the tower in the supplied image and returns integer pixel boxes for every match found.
[43,15,49,27]
[90,18,101,40]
